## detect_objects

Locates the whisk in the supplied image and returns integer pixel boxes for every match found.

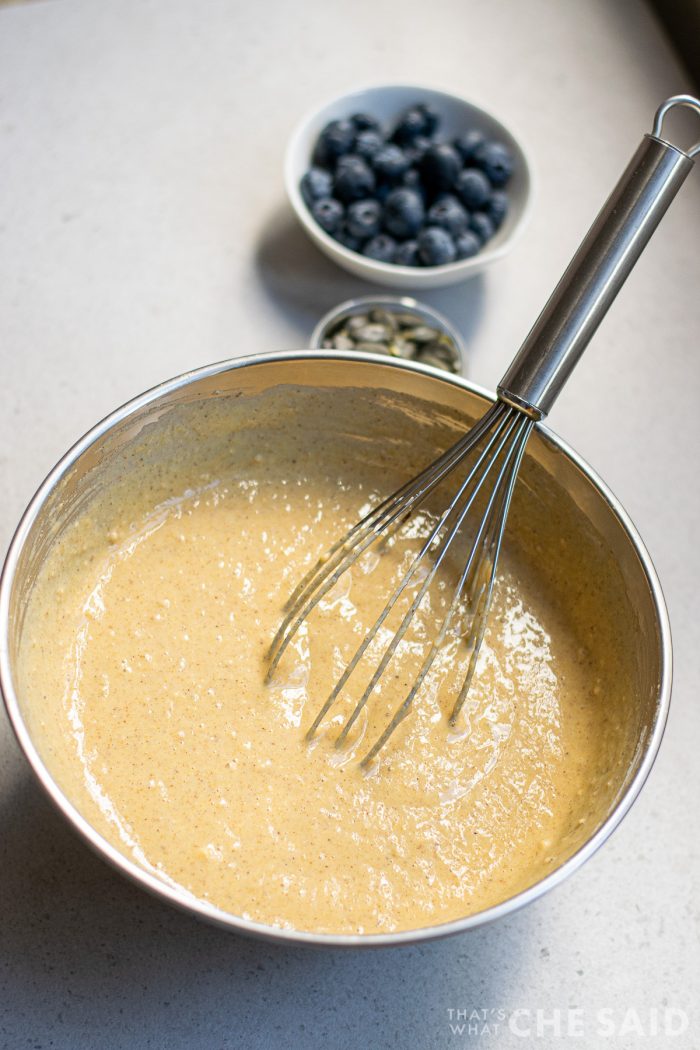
[268,95,700,765]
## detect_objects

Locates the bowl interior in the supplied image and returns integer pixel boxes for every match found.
[285,84,533,288]
[2,354,668,945]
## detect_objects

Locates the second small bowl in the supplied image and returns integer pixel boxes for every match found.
[285,83,533,289]
[311,294,466,375]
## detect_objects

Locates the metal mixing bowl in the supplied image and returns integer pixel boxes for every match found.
[0,352,672,947]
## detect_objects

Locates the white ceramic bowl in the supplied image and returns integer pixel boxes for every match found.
[284,84,533,289]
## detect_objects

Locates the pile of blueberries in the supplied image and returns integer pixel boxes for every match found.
[300,102,513,267]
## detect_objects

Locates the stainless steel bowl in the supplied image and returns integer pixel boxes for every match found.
[310,294,466,374]
[0,352,671,948]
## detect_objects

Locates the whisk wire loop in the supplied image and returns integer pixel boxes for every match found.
[448,414,533,726]
[266,401,507,681]
[270,399,534,762]
[359,411,533,766]
[331,407,525,751]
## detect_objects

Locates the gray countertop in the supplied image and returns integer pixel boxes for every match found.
[1,1,699,1047]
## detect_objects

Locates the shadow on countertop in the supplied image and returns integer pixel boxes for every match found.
[253,204,487,370]
[0,767,533,1050]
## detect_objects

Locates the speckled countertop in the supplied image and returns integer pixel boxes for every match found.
[1,1,699,1047]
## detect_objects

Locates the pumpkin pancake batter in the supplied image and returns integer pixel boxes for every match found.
[18,386,615,934]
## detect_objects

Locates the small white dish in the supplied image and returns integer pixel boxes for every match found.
[284,83,533,289]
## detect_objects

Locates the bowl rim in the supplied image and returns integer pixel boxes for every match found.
[284,81,534,283]
[0,350,672,949]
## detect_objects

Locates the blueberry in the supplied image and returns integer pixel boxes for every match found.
[485,190,508,229]
[363,234,397,263]
[346,198,382,241]
[333,154,376,203]
[354,129,384,162]
[392,106,432,145]
[415,102,440,136]
[454,129,485,163]
[394,239,420,266]
[335,153,360,170]
[383,187,425,239]
[312,119,355,168]
[417,226,457,266]
[403,135,432,165]
[401,168,425,196]
[351,112,381,133]
[334,225,363,252]
[419,144,462,194]
[311,197,344,234]
[469,211,496,244]
[455,167,491,210]
[372,144,410,183]
[300,167,333,207]
[455,231,481,259]
[427,194,469,237]
[473,141,514,187]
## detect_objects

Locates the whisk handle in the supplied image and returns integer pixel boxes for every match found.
[498,95,700,419]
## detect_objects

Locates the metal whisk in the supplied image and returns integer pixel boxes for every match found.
[268,95,700,765]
